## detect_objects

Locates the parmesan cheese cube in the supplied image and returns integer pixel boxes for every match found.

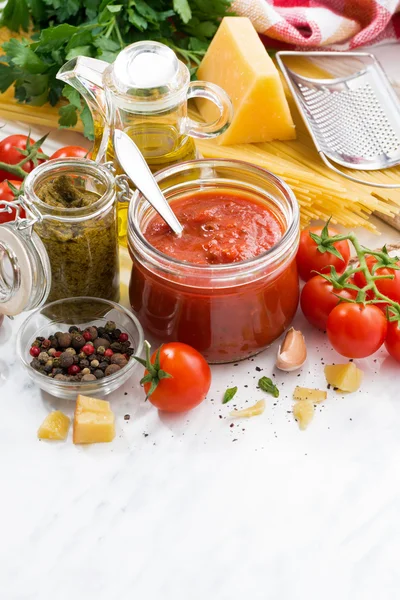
[73,394,115,444]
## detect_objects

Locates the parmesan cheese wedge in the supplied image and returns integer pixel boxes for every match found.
[324,363,363,393]
[230,399,266,419]
[196,17,296,145]
[293,386,327,403]
[293,400,314,430]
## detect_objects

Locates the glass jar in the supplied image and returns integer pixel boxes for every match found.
[127,159,300,363]
[0,158,120,316]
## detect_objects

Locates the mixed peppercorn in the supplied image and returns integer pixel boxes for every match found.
[29,321,134,382]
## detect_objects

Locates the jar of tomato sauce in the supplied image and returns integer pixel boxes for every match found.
[127,160,300,363]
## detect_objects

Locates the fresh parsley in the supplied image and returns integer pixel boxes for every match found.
[0,0,233,138]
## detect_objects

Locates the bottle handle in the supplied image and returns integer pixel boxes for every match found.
[184,81,233,139]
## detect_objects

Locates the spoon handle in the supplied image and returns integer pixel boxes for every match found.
[113,129,183,235]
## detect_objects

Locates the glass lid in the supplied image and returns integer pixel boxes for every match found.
[0,223,51,317]
[110,41,190,111]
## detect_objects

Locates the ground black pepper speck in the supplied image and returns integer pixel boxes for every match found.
[124,414,130,421]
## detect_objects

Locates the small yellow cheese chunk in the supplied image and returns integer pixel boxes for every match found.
[197,17,296,145]
[73,394,115,444]
[230,399,265,419]
[293,386,327,403]
[73,412,115,444]
[293,400,314,431]
[324,363,363,393]
[38,411,70,441]
[75,395,111,415]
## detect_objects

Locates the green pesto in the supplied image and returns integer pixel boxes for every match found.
[34,176,119,303]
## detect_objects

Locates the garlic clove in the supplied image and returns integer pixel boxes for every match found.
[276,328,307,371]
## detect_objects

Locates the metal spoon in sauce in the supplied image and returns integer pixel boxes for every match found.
[113,129,183,236]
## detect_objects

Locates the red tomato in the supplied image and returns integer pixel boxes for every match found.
[300,275,358,330]
[50,146,91,160]
[0,180,24,223]
[296,227,351,281]
[327,303,387,359]
[0,135,44,181]
[353,256,400,311]
[143,342,211,412]
[385,320,400,362]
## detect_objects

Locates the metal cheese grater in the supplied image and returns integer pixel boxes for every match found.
[276,51,400,188]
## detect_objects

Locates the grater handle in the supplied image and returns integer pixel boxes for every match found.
[319,152,400,189]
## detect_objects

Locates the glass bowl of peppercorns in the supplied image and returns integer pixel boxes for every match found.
[17,297,144,399]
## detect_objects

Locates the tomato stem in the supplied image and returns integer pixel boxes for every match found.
[133,340,172,399]
[0,133,49,181]
[318,224,400,322]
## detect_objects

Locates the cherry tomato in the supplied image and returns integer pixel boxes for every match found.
[50,146,91,160]
[353,256,400,311]
[300,275,358,330]
[143,342,211,412]
[327,303,387,358]
[296,226,350,281]
[0,135,44,181]
[385,320,400,362]
[0,180,24,223]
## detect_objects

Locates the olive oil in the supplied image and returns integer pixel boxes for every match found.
[93,122,197,246]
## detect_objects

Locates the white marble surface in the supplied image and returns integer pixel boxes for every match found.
[1,52,400,599]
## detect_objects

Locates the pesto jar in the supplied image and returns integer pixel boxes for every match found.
[0,158,120,316]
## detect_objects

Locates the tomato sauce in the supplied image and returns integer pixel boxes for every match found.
[143,192,283,264]
[129,189,299,363]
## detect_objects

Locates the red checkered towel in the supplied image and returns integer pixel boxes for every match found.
[232,0,400,48]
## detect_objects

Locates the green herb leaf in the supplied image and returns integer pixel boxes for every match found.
[80,104,94,140]
[58,102,78,127]
[3,38,48,74]
[173,0,192,24]
[0,63,16,92]
[223,386,237,404]
[106,4,122,13]
[1,0,30,32]
[258,376,279,398]
[62,84,83,109]
[127,8,148,31]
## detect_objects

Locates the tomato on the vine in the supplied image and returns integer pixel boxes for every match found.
[0,180,24,223]
[385,321,400,363]
[50,146,91,160]
[0,135,44,182]
[300,275,358,330]
[327,303,387,359]
[353,256,400,310]
[296,226,350,281]
[138,342,211,412]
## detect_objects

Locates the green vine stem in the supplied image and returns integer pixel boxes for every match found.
[0,133,49,181]
[312,222,400,322]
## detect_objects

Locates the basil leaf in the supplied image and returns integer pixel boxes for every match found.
[258,377,279,398]
[223,386,237,404]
